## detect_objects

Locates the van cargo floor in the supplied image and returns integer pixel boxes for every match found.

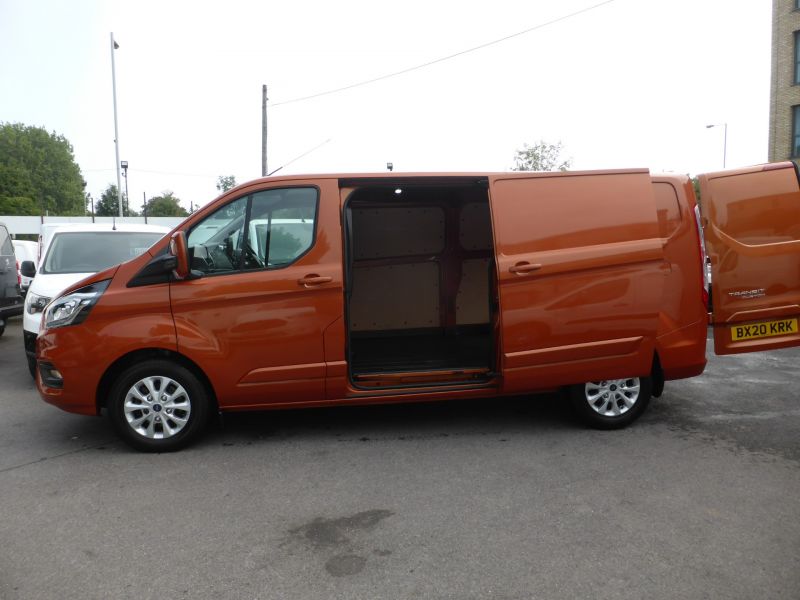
[350,329,492,374]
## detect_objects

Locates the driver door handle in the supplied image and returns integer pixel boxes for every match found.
[298,274,332,286]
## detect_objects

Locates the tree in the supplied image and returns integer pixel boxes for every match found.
[95,184,119,216]
[0,122,86,214]
[216,175,237,193]
[0,163,38,214]
[94,184,137,216]
[0,194,39,215]
[691,176,701,205]
[145,191,189,217]
[511,140,571,172]
[0,160,39,214]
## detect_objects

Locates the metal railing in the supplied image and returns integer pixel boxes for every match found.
[0,216,186,236]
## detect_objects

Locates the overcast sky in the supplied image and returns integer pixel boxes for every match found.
[0,0,771,212]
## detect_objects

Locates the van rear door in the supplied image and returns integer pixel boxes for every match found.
[488,170,665,392]
[699,162,800,355]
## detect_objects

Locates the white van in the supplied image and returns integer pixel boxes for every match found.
[12,239,38,294]
[21,223,170,375]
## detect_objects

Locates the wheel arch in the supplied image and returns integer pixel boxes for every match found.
[96,348,219,415]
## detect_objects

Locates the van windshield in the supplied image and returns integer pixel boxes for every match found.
[0,225,12,256]
[41,231,165,274]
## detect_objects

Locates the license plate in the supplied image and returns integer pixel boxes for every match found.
[730,318,799,341]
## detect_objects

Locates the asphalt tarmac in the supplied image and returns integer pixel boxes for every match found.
[0,317,798,599]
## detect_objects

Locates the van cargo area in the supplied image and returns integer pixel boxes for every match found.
[345,182,496,387]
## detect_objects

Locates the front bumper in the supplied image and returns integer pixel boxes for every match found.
[36,326,105,416]
[0,297,23,319]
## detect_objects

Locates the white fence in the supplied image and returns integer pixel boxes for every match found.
[0,215,186,236]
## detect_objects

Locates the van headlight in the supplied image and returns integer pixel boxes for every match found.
[26,292,51,314]
[44,280,111,329]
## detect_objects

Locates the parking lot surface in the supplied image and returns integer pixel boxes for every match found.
[0,317,798,599]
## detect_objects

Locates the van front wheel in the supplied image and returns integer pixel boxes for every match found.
[569,376,652,429]
[108,360,210,452]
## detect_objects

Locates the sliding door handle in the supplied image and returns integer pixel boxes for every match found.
[508,262,542,274]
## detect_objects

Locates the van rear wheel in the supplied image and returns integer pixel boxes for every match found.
[569,376,652,429]
[108,360,210,452]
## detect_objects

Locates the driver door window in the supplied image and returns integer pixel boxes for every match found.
[187,188,318,276]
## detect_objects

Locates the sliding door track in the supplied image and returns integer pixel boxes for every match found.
[352,367,496,390]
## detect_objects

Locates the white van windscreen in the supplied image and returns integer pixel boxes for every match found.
[0,226,12,256]
[41,231,165,274]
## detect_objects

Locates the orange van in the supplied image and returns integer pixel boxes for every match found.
[33,163,800,451]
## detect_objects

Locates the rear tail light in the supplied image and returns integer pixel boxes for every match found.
[700,259,709,310]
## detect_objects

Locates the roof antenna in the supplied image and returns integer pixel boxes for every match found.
[267,138,332,176]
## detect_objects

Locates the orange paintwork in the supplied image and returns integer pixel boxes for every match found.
[169,179,343,409]
[651,175,708,379]
[489,170,665,392]
[34,166,797,418]
[699,162,800,354]
[38,261,177,415]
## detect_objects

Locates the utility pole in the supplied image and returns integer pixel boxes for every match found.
[110,33,123,217]
[262,84,268,176]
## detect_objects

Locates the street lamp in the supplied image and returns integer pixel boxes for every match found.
[121,160,129,216]
[110,32,123,217]
[706,123,728,169]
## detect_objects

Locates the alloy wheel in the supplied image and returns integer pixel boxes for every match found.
[583,378,640,417]
[122,375,192,440]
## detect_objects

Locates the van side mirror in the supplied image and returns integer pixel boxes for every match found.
[20,260,36,278]
[169,231,190,280]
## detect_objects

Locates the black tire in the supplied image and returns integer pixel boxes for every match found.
[0,325,5,338]
[27,355,36,379]
[107,360,210,452]
[569,376,652,430]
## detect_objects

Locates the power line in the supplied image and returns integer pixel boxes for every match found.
[271,0,617,107]
[134,168,217,178]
